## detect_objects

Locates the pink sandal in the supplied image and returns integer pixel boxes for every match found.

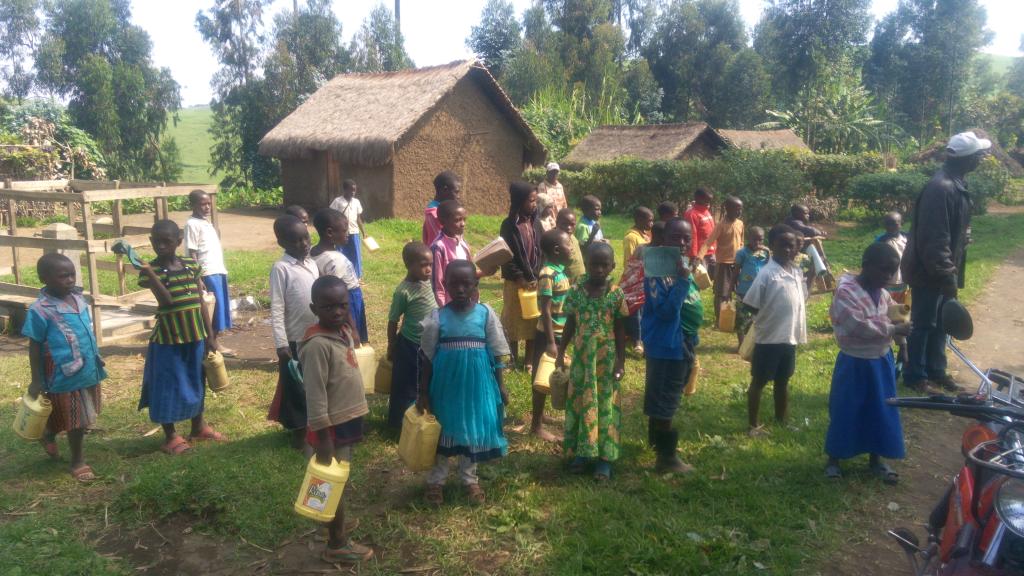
[70,464,96,482]
[188,426,227,442]
[161,436,192,455]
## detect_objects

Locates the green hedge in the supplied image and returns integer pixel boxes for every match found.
[846,171,928,217]
[526,150,887,226]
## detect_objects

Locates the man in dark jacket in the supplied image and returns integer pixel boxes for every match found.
[901,131,990,392]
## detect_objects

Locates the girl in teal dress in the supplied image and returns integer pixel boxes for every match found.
[418,260,511,506]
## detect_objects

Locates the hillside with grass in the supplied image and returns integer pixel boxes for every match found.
[166,105,217,185]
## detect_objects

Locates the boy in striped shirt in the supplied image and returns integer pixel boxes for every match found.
[530,229,573,442]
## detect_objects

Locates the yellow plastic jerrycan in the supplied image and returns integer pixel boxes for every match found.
[294,457,350,522]
[204,350,230,392]
[532,353,558,394]
[398,406,441,472]
[13,393,52,440]
[354,345,377,394]
[549,368,570,410]
[518,288,541,320]
[888,303,910,323]
[684,357,700,396]
[718,301,737,333]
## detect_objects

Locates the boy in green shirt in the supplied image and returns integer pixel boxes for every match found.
[531,229,574,442]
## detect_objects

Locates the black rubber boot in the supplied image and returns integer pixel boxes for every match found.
[654,430,693,474]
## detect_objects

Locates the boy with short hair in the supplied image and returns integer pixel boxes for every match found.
[683,188,715,269]
[742,224,808,437]
[733,226,770,346]
[876,211,908,302]
[575,195,604,249]
[530,228,573,442]
[269,215,320,450]
[623,206,654,353]
[184,190,233,352]
[698,196,744,324]
[641,218,702,475]
[557,208,586,281]
[300,275,373,564]
[430,200,472,307]
[423,171,461,245]
[310,209,367,343]
[23,253,107,481]
[657,201,679,223]
[386,242,437,429]
[284,205,310,227]
[329,179,368,278]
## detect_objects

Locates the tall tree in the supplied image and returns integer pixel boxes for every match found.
[196,0,273,188]
[645,0,747,122]
[34,0,181,180]
[754,0,871,106]
[0,0,40,101]
[349,4,413,73]
[467,0,522,78]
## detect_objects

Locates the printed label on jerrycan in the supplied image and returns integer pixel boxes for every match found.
[302,478,332,512]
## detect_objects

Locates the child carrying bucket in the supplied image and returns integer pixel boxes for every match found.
[298,275,373,564]
[21,253,107,481]
[417,260,511,506]
[138,220,226,454]
[499,181,543,371]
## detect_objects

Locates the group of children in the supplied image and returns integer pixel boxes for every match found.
[19,170,915,563]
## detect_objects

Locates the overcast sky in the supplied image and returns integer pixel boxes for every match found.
[128,0,1023,106]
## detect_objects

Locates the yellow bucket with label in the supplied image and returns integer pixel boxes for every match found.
[294,457,350,522]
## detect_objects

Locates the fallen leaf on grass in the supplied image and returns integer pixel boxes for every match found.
[887,501,900,512]
[710,465,727,480]
[143,426,161,437]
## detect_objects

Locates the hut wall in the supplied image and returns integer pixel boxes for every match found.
[392,76,527,219]
[281,154,328,209]
[679,133,725,160]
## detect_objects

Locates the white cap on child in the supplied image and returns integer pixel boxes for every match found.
[546,162,560,172]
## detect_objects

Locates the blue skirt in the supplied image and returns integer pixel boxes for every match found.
[140,341,206,423]
[387,334,420,428]
[825,351,905,460]
[203,274,232,332]
[430,346,507,463]
[349,286,368,342]
[341,234,362,277]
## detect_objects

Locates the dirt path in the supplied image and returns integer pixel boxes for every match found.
[825,248,1024,575]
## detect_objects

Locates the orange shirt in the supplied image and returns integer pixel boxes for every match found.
[699,218,744,264]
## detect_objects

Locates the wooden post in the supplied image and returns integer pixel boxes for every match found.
[81,200,103,341]
[66,201,74,228]
[112,180,126,295]
[210,190,220,235]
[4,179,20,284]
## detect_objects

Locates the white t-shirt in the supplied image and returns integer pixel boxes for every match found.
[183,216,227,276]
[329,196,363,235]
[742,259,807,345]
[313,251,360,290]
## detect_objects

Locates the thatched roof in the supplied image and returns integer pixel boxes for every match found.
[908,128,1024,177]
[717,128,809,151]
[259,60,545,165]
[564,123,726,165]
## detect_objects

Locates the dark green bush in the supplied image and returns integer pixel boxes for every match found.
[847,171,928,217]
[966,157,1009,215]
[800,152,885,198]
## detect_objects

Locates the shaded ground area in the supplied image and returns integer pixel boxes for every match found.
[825,248,1024,575]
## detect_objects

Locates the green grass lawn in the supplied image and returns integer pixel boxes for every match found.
[166,105,217,185]
[3,212,1024,575]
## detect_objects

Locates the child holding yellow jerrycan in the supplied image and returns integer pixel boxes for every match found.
[20,253,107,482]
[294,276,373,564]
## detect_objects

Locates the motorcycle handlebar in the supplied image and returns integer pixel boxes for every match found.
[887,395,1024,422]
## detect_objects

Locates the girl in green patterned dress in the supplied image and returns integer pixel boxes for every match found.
[556,242,627,481]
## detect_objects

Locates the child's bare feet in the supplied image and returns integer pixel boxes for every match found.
[530,426,563,443]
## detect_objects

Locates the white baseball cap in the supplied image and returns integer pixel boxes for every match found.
[546,162,560,172]
[946,132,991,158]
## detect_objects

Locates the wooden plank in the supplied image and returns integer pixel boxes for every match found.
[6,179,69,191]
[0,189,83,203]
[82,184,217,202]
[0,235,91,250]
[0,281,41,299]
[92,289,152,307]
[73,223,151,237]
[113,194,126,295]
[70,180,153,192]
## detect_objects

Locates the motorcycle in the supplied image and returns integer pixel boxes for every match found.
[887,300,1024,575]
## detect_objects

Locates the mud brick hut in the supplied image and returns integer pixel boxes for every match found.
[564,123,728,167]
[716,128,810,151]
[259,60,546,219]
